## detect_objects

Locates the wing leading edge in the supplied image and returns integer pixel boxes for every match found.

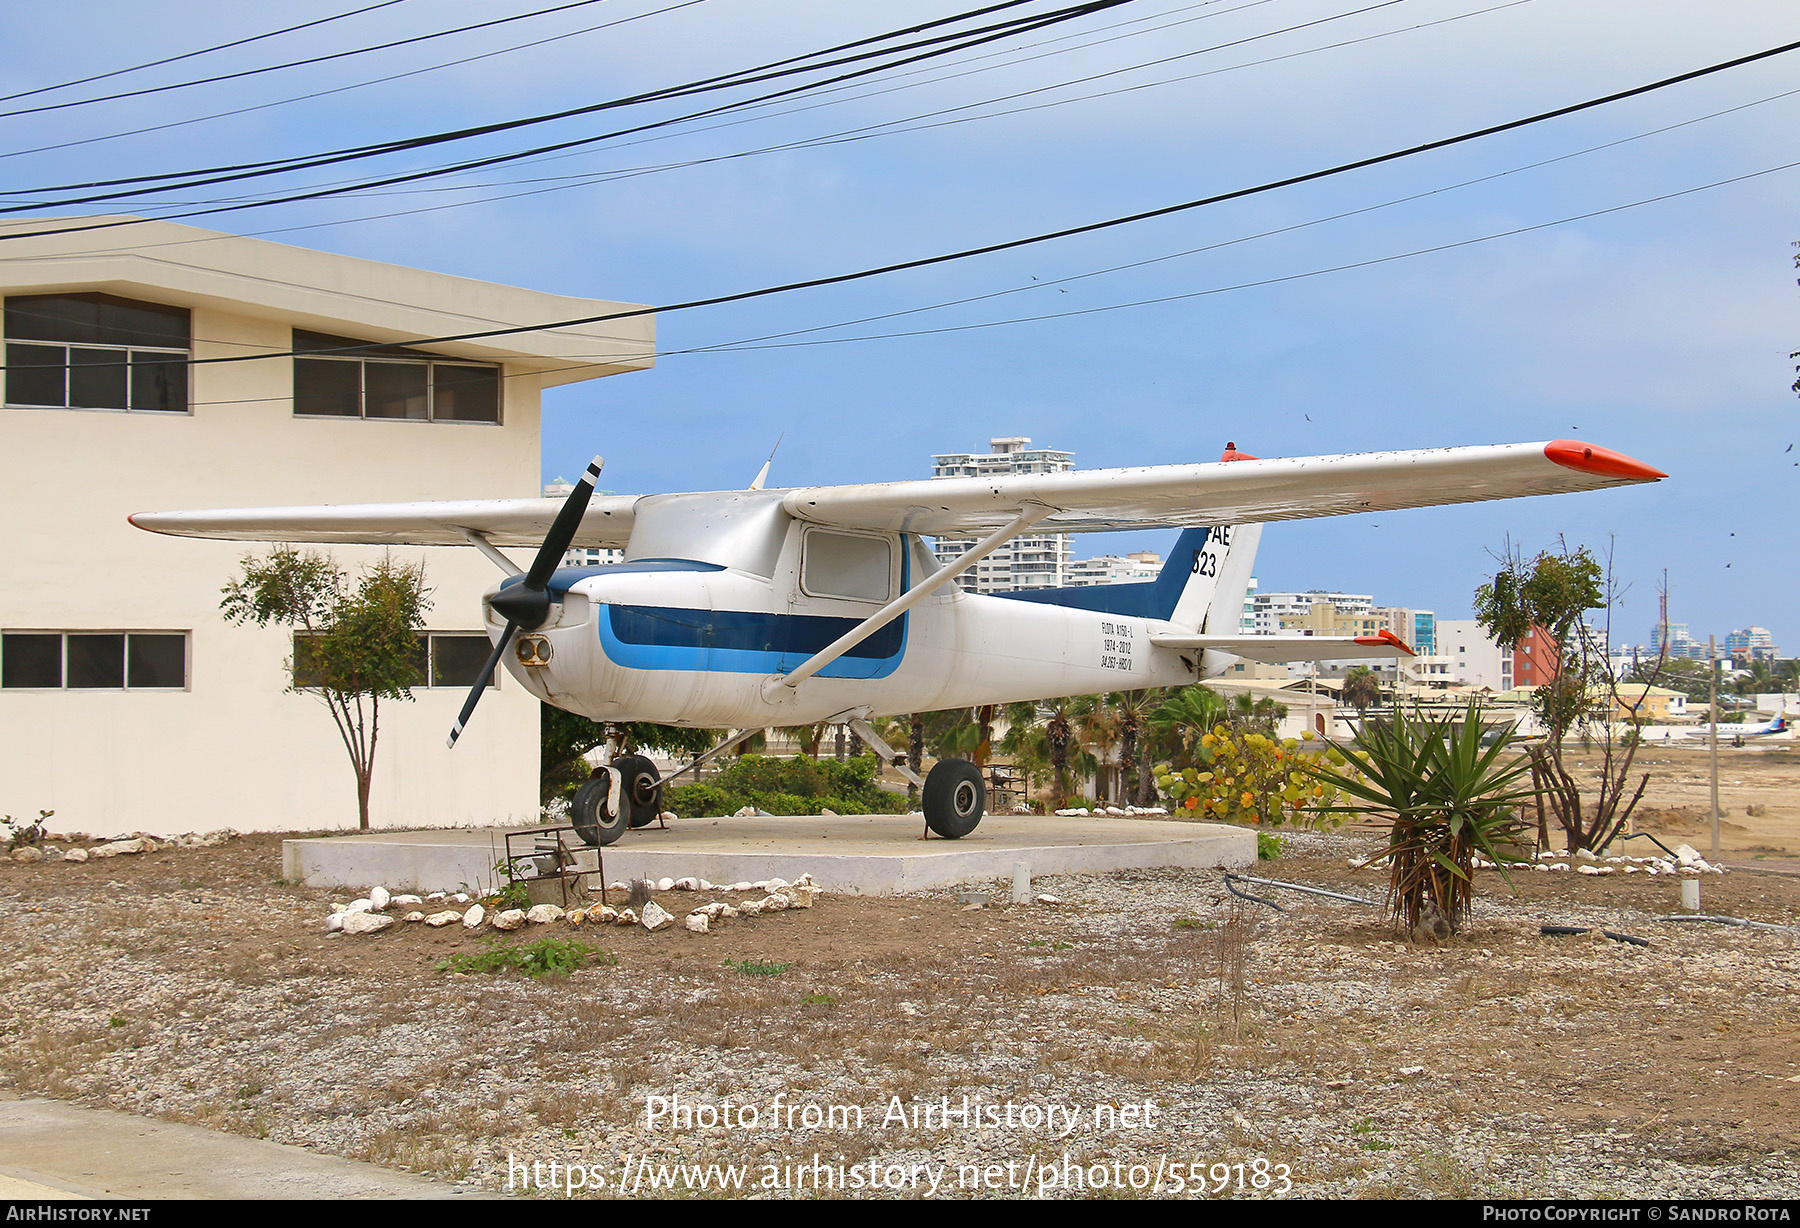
[128,440,1661,549]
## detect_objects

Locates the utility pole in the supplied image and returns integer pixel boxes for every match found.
[1709,635,1721,858]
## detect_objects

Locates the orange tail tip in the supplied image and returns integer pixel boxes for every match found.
[1544,440,1666,481]
[1220,441,1259,462]
[1353,629,1415,656]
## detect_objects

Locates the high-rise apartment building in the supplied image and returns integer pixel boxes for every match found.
[930,438,1074,592]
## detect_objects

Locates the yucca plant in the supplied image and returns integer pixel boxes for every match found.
[1302,701,1534,934]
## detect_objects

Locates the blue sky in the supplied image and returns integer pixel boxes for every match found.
[6,0,1796,649]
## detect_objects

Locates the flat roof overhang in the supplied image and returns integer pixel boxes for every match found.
[0,216,653,386]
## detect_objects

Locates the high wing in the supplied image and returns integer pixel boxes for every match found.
[129,493,640,549]
[782,440,1663,535]
[129,440,1661,548]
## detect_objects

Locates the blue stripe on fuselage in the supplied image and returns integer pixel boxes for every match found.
[591,545,911,678]
[993,527,1210,620]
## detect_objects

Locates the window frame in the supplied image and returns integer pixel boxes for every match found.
[0,631,190,691]
[290,631,497,690]
[799,527,898,604]
[291,330,501,425]
[3,293,191,415]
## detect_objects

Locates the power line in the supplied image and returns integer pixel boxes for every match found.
[0,1,1143,234]
[10,36,1795,375]
[3,0,1062,197]
[0,0,413,105]
[0,0,619,120]
[0,0,713,165]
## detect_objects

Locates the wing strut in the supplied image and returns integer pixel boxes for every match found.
[761,504,1052,700]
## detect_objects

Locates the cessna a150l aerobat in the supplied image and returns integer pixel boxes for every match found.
[133,439,1664,844]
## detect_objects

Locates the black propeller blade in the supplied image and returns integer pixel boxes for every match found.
[447,455,602,749]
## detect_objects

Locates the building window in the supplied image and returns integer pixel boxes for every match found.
[3,293,190,413]
[292,330,500,423]
[1,631,188,689]
[291,632,496,689]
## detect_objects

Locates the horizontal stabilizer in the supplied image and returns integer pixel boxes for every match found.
[1151,629,1414,663]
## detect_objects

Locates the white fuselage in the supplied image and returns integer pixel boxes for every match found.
[485,513,1211,728]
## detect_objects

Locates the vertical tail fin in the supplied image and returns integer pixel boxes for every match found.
[1164,521,1262,632]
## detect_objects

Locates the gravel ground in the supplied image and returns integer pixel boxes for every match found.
[2,826,1797,1200]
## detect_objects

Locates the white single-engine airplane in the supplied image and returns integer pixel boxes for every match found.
[133,438,1663,844]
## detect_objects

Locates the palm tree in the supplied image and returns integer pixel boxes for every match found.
[1148,685,1231,765]
[1111,688,1164,806]
[1342,667,1382,726]
[1073,693,1122,801]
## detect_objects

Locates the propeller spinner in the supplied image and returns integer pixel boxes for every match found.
[447,455,603,748]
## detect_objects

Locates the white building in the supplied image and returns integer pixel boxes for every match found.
[1249,590,1375,635]
[1434,619,1513,690]
[930,437,1074,591]
[1,217,654,837]
[1065,551,1161,586]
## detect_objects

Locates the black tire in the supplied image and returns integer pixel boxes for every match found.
[571,775,629,847]
[615,754,663,828]
[923,758,985,839]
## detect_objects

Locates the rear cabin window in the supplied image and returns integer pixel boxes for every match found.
[801,531,893,603]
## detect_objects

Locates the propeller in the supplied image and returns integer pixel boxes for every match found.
[448,455,603,748]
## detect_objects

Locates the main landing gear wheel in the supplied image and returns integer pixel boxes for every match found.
[923,758,985,839]
[615,754,663,829]
[571,772,629,847]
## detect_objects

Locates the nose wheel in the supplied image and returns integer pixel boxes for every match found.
[571,755,664,847]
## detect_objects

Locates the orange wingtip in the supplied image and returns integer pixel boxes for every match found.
[1353,630,1415,656]
[1544,441,1666,481]
[1220,441,1259,462]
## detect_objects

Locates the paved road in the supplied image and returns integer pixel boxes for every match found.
[0,1094,485,1200]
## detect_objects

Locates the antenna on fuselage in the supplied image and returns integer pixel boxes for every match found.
[748,431,786,491]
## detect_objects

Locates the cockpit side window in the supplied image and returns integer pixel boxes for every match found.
[801,530,894,603]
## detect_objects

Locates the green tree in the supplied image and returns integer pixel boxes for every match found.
[1473,539,1655,852]
[221,547,429,830]
[1341,667,1382,724]
[1147,685,1231,765]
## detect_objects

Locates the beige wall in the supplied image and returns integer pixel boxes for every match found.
[2,304,549,837]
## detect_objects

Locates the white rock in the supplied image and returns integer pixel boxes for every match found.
[1036,894,1062,904]
[341,912,394,936]
[425,910,462,927]
[1532,863,1550,872]
[462,904,485,929]
[63,848,88,863]
[493,908,528,930]
[324,913,345,933]
[10,847,43,863]
[369,886,391,911]
[641,900,674,930]
[1675,843,1702,865]
[450,893,471,904]
[685,913,710,933]
[658,811,678,823]
[1106,807,1125,816]
[788,885,817,910]
[718,904,739,920]
[729,882,754,893]
[733,806,757,818]
[526,904,565,924]
[1398,1065,1426,1077]
[92,838,147,857]
[595,906,618,923]
[655,877,675,892]
[426,891,446,901]
[738,899,764,917]
[760,894,790,912]
[615,907,638,926]
[392,894,422,907]
[1574,848,1598,863]
[697,879,715,891]
[345,898,373,915]
[674,877,699,891]
[401,911,426,923]
[567,907,588,924]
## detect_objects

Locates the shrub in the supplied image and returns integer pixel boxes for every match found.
[1153,728,1349,828]
[439,936,615,979]
[1302,701,1533,934]
[664,754,907,817]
